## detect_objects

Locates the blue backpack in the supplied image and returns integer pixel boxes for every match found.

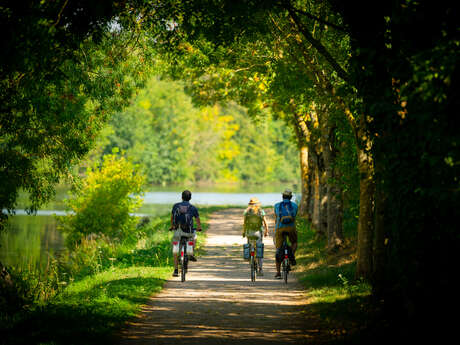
[174,204,193,232]
[279,201,295,225]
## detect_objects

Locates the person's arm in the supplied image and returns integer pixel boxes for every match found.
[263,217,268,236]
[169,208,175,230]
[195,216,202,231]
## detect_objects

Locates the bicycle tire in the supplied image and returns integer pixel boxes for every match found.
[180,242,186,282]
[250,256,256,281]
[283,259,288,284]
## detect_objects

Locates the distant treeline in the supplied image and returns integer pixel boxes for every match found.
[90,78,300,186]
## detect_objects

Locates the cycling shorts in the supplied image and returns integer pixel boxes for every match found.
[172,229,196,242]
[274,226,297,249]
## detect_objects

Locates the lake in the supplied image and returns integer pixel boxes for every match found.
[0,188,299,270]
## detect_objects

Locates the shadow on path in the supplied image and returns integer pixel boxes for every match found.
[118,209,325,345]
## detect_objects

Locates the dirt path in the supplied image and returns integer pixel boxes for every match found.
[117,208,325,345]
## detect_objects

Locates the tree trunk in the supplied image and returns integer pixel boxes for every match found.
[307,152,315,223]
[355,147,375,279]
[320,170,328,237]
[311,156,322,234]
[298,145,310,217]
[292,112,312,219]
[323,129,344,253]
[327,181,344,252]
[372,179,387,297]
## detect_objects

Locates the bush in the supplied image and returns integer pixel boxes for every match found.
[58,153,145,246]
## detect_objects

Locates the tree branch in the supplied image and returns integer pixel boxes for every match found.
[282,0,350,84]
[291,7,348,33]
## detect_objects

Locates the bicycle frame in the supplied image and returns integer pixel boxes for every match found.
[179,236,194,282]
[281,232,290,284]
[248,239,258,282]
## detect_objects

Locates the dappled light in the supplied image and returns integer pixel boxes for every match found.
[119,209,322,344]
[1,1,456,344]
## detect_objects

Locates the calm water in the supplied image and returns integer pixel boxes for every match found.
[0,187,299,270]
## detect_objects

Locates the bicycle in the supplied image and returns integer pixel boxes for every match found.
[280,232,291,284]
[177,229,195,282]
[247,238,258,282]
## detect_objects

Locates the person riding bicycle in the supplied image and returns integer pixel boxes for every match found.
[273,189,298,279]
[169,190,202,277]
[242,197,268,276]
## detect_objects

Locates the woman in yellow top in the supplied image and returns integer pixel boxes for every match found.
[243,197,268,275]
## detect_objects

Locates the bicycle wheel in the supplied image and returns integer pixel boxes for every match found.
[283,258,288,284]
[180,243,186,282]
[250,255,256,281]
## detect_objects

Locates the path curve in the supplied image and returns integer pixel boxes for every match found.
[118,208,325,344]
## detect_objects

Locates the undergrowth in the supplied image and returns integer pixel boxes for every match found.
[294,217,377,344]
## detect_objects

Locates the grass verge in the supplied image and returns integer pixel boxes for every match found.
[294,217,378,344]
[1,206,220,345]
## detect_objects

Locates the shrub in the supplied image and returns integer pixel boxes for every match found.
[58,153,145,246]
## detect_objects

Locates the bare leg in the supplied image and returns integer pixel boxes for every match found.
[173,253,178,269]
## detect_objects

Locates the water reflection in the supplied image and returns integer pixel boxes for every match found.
[0,215,65,270]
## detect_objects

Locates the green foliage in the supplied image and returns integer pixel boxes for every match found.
[58,154,145,246]
[0,1,152,229]
[95,77,299,185]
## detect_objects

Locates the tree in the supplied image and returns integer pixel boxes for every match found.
[327,0,459,328]
[95,77,299,186]
[143,1,459,330]
[0,0,150,229]
[147,0,353,251]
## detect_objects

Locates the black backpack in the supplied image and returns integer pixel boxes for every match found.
[174,204,192,232]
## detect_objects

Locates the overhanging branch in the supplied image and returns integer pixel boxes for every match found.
[282,0,351,84]
[292,7,348,33]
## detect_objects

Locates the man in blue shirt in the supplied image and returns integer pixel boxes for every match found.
[170,190,201,277]
[273,189,298,279]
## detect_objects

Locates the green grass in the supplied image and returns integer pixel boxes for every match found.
[294,217,375,343]
[5,267,170,345]
[1,206,225,345]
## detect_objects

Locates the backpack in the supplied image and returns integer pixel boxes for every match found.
[174,204,193,232]
[244,208,263,234]
[279,201,295,225]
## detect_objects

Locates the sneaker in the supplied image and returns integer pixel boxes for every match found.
[189,255,197,262]
[172,269,178,277]
[274,273,281,279]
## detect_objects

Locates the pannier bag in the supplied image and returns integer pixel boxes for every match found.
[172,241,179,254]
[186,240,194,256]
[243,243,250,260]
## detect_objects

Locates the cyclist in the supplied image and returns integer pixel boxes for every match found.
[273,189,298,279]
[169,190,202,277]
[242,197,268,276]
